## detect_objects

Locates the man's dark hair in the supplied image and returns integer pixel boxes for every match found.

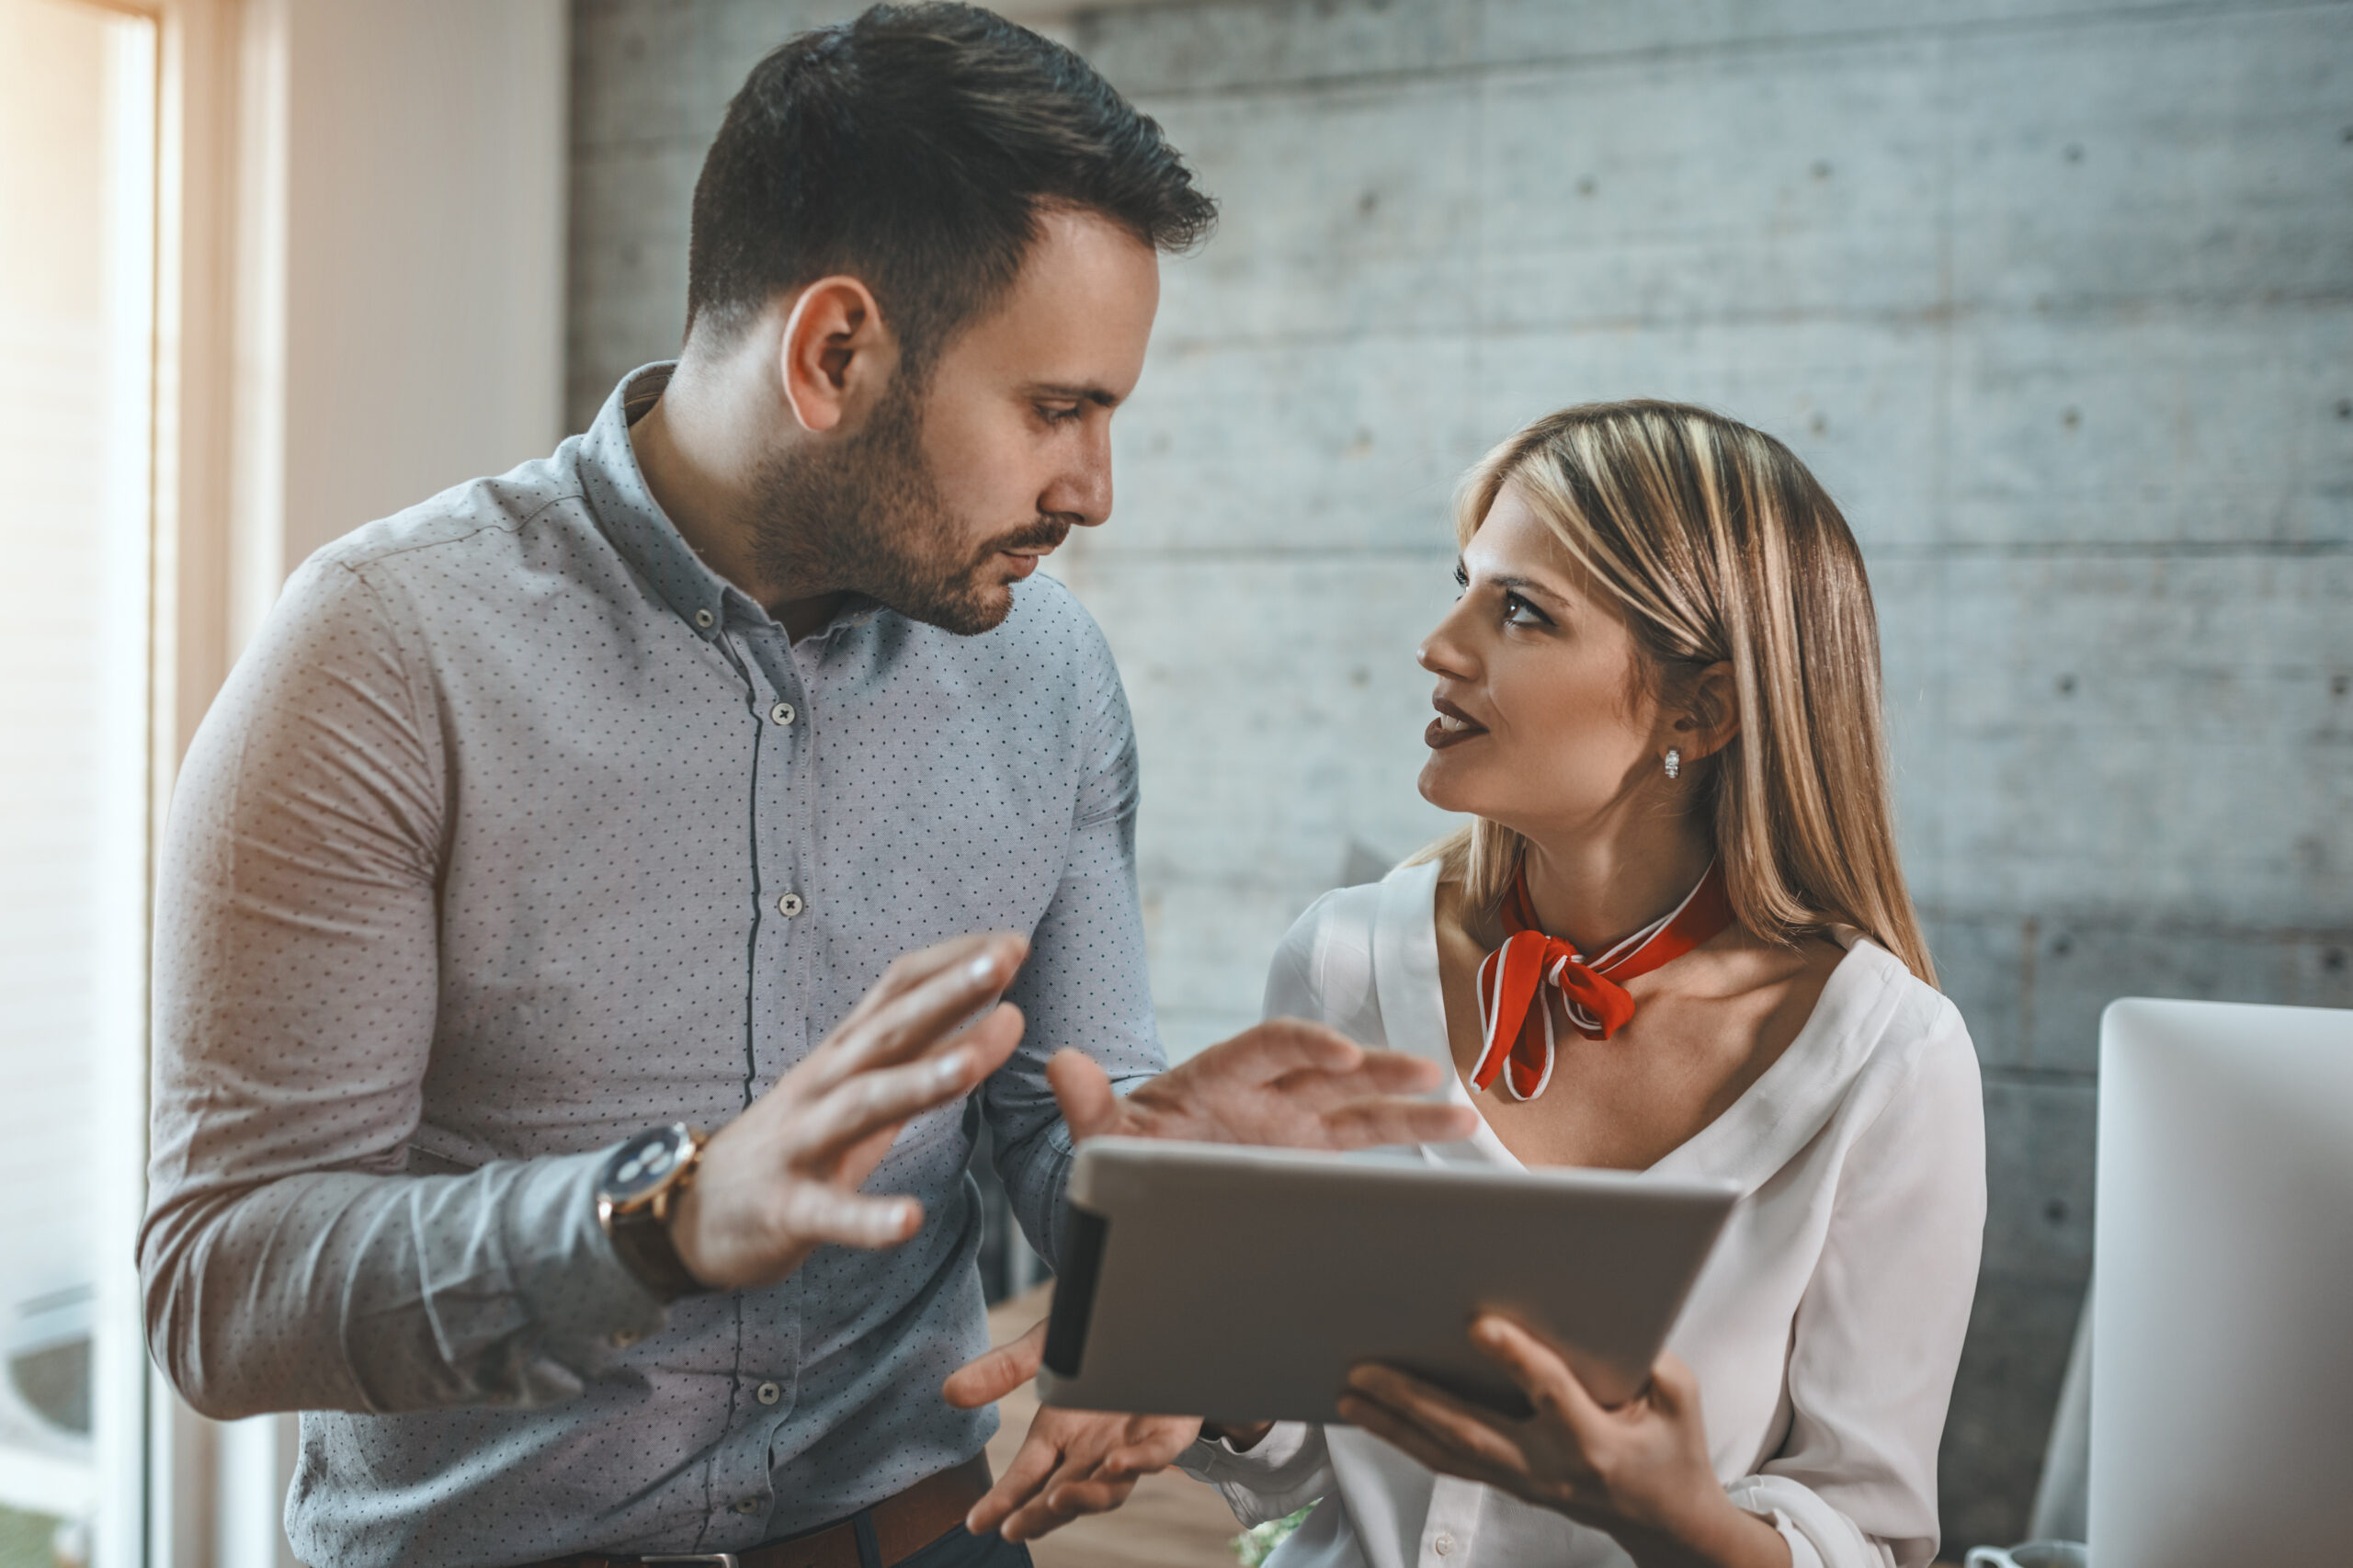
[686,3,1216,375]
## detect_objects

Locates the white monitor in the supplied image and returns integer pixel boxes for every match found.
[2091,998,2353,1567]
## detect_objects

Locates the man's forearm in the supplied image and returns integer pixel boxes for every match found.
[992,1115,1077,1275]
[141,1151,666,1420]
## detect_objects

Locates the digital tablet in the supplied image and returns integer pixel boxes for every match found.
[1034,1137,1738,1424]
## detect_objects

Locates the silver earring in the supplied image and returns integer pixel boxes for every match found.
[1664,749,1681,779]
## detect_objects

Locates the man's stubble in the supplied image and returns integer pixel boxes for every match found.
[750,381,1068,637]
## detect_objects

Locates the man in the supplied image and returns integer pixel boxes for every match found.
[139,6,1471,1568]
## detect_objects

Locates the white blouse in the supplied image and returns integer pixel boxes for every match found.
[1177,861,1984,1568]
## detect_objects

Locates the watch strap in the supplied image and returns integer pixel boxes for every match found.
[600,1197,705,1301]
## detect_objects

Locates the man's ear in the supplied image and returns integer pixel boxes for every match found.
[778,276,896,434]
[1673,661,1742,761]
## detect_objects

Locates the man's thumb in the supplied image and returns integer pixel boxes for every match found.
[1047,1048,1120,1142]
[942,1317,1047,1408]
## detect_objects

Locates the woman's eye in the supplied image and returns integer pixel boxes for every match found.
[1502,593,1548,627]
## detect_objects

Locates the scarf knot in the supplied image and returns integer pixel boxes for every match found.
[1471,861,1733,1100]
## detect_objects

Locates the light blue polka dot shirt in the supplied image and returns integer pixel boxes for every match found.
[140,364,1165,1568]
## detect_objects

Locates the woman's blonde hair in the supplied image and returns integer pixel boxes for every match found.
[1410,400,1936,986]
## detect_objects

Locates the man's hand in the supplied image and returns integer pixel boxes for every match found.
[935,1025,1477,1541]
[943,1319,1201,1544]
[668,932,1029,1291]
[1048,1018,1481,1150]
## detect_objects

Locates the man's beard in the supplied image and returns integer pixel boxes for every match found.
[747,382,1069,637]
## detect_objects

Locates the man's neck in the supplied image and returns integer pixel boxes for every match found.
[1518,808,1716,957]
[629,359,848,641]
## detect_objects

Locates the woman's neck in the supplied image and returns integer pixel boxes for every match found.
[1518,813,1716,957]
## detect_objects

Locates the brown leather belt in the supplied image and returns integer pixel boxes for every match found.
[540,1454,994,1568]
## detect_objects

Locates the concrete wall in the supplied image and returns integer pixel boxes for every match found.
[566,0,2353,1549]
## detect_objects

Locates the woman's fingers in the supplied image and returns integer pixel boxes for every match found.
[1337,1391,1518,1494]
[941,1318,1046,1411]
[1343,1365,1530,1476]
[1472,1314,1610,1436]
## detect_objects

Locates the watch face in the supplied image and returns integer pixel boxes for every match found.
[605,1124,688,1204]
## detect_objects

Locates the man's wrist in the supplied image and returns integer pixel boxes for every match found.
[595,1125,712,1301]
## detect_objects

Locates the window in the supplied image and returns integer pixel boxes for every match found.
[0,2,159,1564]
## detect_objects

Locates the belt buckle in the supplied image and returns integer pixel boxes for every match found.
[642,1557,740,1567]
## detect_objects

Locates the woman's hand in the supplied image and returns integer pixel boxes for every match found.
[1336,1315,1790,1568]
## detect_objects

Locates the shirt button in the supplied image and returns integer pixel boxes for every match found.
[694,608,714,629]
[1433,1534,1456,1557]
[768,701,796,726]
[777,892,804,918]
[609,1328,639,1349]
[756,1381,782,1405]
[733,1496,762,1516]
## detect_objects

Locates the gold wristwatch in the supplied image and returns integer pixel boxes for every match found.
[595,1122,710,1301]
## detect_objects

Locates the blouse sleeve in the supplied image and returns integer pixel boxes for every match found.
[1730,1000,1988,1568]
[1176,1422,1336,1527]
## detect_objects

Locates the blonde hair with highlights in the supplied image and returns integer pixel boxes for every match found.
[1409,401,1936,986]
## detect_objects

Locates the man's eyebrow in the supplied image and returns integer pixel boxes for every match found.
[1025,381,1122,407]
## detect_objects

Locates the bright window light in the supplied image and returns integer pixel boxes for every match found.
[0,0,159,1562]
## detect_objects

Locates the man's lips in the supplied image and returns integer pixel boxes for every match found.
[989,524,1070,581]
[1425,695,1488,751]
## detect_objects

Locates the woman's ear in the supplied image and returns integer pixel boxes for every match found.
[1673,661,1741,762]
[777,276,896,434]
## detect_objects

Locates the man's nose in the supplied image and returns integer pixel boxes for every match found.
[1043,423,1113,528]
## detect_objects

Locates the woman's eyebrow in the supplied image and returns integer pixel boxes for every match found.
[1486,572,1573,609]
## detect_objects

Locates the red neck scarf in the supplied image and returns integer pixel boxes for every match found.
[1472,860,1734,1100]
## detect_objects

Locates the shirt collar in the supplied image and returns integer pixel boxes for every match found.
[575,361,883,642]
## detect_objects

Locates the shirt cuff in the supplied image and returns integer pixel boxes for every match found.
[1722,1476,1891,1568]
[1176,1422,1331,1525]
[503,1147,673,1369]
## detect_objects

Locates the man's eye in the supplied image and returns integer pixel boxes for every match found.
[1039,404,1084,426]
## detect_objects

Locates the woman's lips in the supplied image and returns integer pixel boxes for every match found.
[1425,698,1488,751]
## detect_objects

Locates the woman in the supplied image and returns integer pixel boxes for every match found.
[1176,402,1984,1568]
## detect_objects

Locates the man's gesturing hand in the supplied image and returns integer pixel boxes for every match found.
[943,1319,1201,1544]
[667,932,1029,1292]
[1047,1018,1480,1150]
